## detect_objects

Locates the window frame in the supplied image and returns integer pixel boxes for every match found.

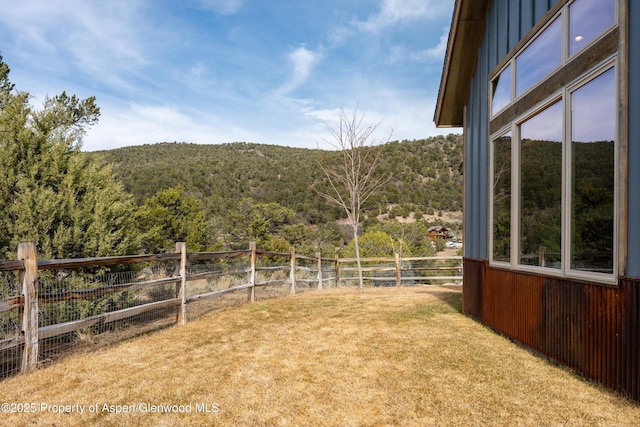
[569,0,618,57]
[488,0,618,124]
[488,126,513,267]
[514,15,564,99]
[487,0,620,285]
[515,95,565,273]
[490,64,513,117]
[564,60,619,283]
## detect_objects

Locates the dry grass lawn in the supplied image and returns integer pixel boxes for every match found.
[2,286,640,426]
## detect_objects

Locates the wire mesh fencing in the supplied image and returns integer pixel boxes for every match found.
[292,254,322,294]
[0,243,456,380]
[337,256,462,288]
[184,251,253,319]
[0,271,21,379]
[36,261,181,368]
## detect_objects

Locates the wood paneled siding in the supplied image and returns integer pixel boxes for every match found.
[464,258,640,402]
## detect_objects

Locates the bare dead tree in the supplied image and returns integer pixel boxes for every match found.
[314,107,393,291]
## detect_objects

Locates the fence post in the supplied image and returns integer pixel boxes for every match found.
[335,255,340,288]
[316,252,323,290]
[18,243,38,372]
[290,246,296,296]
[176,242,187,325]
[248,242,256,302]
[395,252,401,287]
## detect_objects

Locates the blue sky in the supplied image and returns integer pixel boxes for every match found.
[0,0,456,151]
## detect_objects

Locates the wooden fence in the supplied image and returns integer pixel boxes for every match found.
[337,254,463,286]
[0,242,461,377]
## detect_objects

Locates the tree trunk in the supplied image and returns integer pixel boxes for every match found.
[353,221,364,292]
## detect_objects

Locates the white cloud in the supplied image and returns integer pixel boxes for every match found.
[302,107,344,124]
[277,46,322,95]
[326,26,355,47]
[299,90,451,150]
[189,63,207,79]
[84,102,260,151]
[0,0,148,90]
[0,0,458,152]
[354,0,452,33]
[411,27,449,62]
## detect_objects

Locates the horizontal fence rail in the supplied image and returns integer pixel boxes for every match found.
[0,242,461,379]
[337,255,463,287]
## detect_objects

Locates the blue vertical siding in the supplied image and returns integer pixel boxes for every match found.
[465,74,478,258]
[533,0,550,23]
[464,102,473,258]
[465,0,637,277]
[509,1,520,51]
[520,0,534,38]
[628,1,640,278]
[463,0,555,260]
[478,35,489,261]
[473,76,481,258]
[487,4,498,68]
[496,0,510,60]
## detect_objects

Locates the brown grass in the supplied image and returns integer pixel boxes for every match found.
[2,286,639,426]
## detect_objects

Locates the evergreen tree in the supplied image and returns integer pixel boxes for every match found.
[0,55,137,259]
[135,185,212,253]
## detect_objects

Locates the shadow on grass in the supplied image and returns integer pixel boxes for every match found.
[414,285,463,313]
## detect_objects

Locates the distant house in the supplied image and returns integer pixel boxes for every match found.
[427,225,454,241]
[435,0,640,401]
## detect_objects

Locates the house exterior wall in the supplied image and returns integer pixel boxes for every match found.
[460,0,640,402]
[463,0,555,261]
[627,0,640,277]
[463,259,640,401]
[465,0,640,275]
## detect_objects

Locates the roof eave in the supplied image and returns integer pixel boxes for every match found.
[434,0,491,128]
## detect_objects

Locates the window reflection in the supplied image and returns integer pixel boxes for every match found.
[493,133,511,262]
[519,101,563,268]
[570,68,615,273]
[492,65,511,116]
[570,0,615,56]
[516,18,561,97]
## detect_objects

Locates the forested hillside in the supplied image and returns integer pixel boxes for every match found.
[88,134,463,226]
[2,51,462,259]
[80,135,462,256]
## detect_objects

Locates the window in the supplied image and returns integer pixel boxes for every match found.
[519,101,563,268]
[491,65,511,116]
[489,0,616,115]
[570,0,616,56]
[516,17,562,97]
[492,132,511,263]
[570,68,616,274]
[489,0,618,282]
